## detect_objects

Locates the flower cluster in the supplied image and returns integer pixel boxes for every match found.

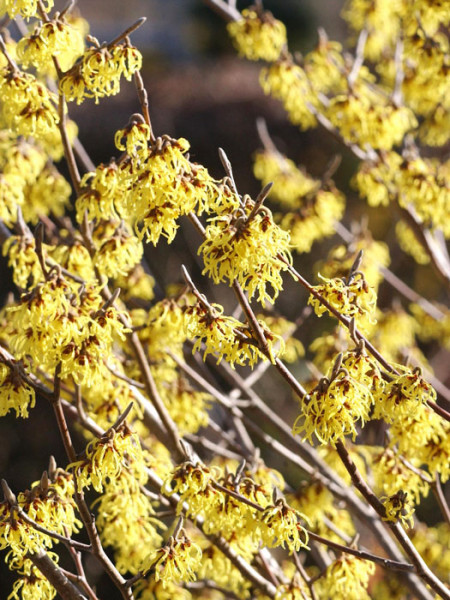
[16,17,84,74]
[60,41,142,104]
[308,271,377,333]
[0,68,59,140]
[316,555,375,600]
[0,361,35,418]
[0,0,53,19]
[293,366,374,445]
[7,274,128,386]
[142,530,202,586]
[200,200,292,305]
[69,425,144,493]
[227,8,287,62]
[260,498,309,553]
[184,299,283,368]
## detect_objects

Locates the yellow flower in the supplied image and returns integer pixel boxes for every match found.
[142,530,202,586]
[200,202,291,305]
[60,42,142,104]
[94,469,165,574]
[227,8,287,62]
[308,272,377,333]
[75,159,129,224]
[9,565,56,600]
[326,89,417,150]
[115,120,151,161]
[0,68,59,140]
[93,221,144,278]
[316,554,375,600]
[184,300,280,368]
[2,234,45,290]
[318,236,390,292]
[162,461,224,520]
[341,0,404,60]
[0,172,24,227]
[159,376,211,435]
[125,136,224,244]
[253,149,318,210]
[8,276,129,386]
[279,188,345,254]
[371,447,430,504]
[381,490,415,528]
[16,18,84,74]
[293,369,374,445]
[372,367,436,424]
[70,426,145,493]
[0,0,53,19]
[304,37,346,94]
[0,362,36,418]
[259,498,309,553]
[22,163,71,225]
[260,60,318,130]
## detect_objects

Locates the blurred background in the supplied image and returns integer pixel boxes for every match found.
[1,1,448,596]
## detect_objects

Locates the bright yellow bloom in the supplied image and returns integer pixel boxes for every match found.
[260,61,318,130]
[304,37,346,94]
[308,272,377,333]
[70,426,145,493]
[316,555,375,600]
[143,531,202,586]
[318,236,390,291]
[279,188,345,254]
[124,136,225,244]
[94,469,165,574]
[115,120,151,161]
[0,362,35,418]
[0,0,53,19]
[293,369,374,445]
[0,68,59,139]
[60,42,142,104]
[259,498,309,553]
[114,264,155,302]
[341,0,404,60]
[200,202,291,305]
[227,9,287,62]
[2,235,45,290]
[162,461,224,520]
[93,221,144,278]
[16,18,84,74]
[371,446,430,504]
[373,367,436,424]
[159,375,211,435]
[0,172,24,227]
[76,159,129,223]
[184,300,281,368]
[22,163,71,225]
[253,149,318,210]
[326,89,417,151]
[8,275,129,386]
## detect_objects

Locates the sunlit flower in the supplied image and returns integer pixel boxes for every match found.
[0,362,35,418]
[227,8,287,62]
[260,498,309,553]
[142,530,202,586]
[200,201,292,305]
[70,426,144,493]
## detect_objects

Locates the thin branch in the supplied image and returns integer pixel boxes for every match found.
[29,550,88,600]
